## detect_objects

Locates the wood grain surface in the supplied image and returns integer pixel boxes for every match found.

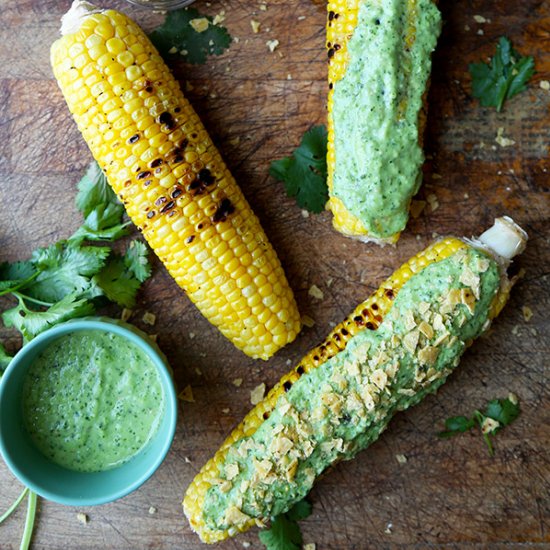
[1,0,549,548]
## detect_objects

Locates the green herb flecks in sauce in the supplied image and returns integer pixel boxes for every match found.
[23,330,164,473]
[331,0,441,238]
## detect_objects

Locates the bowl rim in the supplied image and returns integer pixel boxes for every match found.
[0,317,178,506]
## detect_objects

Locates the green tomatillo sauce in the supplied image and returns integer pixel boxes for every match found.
[331,0,441,238]
[22,330,164,473]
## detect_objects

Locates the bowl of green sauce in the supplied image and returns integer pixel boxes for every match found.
[0,318,178,505]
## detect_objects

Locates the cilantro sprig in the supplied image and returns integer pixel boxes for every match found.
[438,395,520,455]
[0,162,152,342]
[469,37,535,112]
[150,7,232,65]
[270,125,329,214]
[259,499,312,550]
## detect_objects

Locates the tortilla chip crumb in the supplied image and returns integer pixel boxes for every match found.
[190,18,209,33]
[222,408,230,414]
[259,3,267,10]
[251,383,266,405]
[77,513,88,525]
[250,20,261,33]
[148,506,157,515]
[266,39,279,52]
[473,14,487,23]
[426,193,439,212]
[508,392,519,405]
[308,284,324,300]
[410,200,426,219]
[301,314,315,328]
[142,312,156,326]
[481,417,500,434]
[178,385,195,403]
[540,80,550,91]
[213,10,226,25]
[522,306,533,322]
[232,378,243,387]
[242,542,251,548]
[395,454,407,464]
[304,544,316,550]
[121,308,133,321]
[495,127,516,147]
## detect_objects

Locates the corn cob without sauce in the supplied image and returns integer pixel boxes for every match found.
[327,0,440,244]
[184,217,527,542]
[51,1,301,360]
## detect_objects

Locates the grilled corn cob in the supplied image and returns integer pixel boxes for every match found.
[327,0,440,244]
[51,1,301,360]
[184,217,527,542]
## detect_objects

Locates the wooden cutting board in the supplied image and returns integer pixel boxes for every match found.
[0,0,548,548]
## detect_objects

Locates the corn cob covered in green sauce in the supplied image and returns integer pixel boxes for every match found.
[184,218,527,543]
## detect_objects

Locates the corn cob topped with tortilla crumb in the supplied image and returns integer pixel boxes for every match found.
[184,217,527,543]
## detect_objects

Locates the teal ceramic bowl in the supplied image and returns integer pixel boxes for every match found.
[0,318,178,506]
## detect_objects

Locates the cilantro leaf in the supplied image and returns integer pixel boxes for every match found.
[437,415,476,438]
[93,255,142,308]
[71,202,129,242]
[25,241,109,303]
[259,500,312,550]
[259,515,302,550]
[0,342,12,372]
[2,295,95,342]
[150,7,232,65]
[437,396,520,454]
[72,162,128,242]
[124,241,151,283]
[75,162,119,217]
[286,499,312,522]
[0,261,38,296]
[469,37,535,111]
[484,398,520,427]
[269,125,329,213]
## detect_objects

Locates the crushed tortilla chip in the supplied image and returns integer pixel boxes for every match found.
[77,513,88,525]
[250,383,266,405]
[308,284,324,300]
[266,39,279,52]
[522,306,533,322]
[142,311,156,326]
[178,385,195,403]
[190,18,209,33]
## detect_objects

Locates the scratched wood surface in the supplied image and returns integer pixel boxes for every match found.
[0,0,548,548]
